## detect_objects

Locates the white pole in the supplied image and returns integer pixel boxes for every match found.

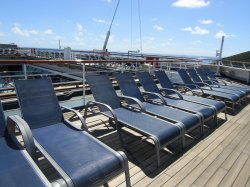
[23,65,27,79]
[82,63,86,105]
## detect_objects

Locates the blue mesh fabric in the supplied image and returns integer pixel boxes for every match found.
[154,71,174,89]
[187,69,245,98]
[0,138,48,187]
[115,73,144,102]
[104,108,180,145]
[177,69,197,88]
[0,101,6,137]
[32,123,122,187]
[186,69,204,84]
[86,75,121,110]
[14,79,63,129]
[137,72,160,93]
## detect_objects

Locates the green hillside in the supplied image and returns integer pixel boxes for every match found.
[223,51,250,62]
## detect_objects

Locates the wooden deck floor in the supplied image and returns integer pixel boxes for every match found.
[40,101,250,187]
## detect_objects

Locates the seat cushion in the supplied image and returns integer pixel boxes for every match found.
[142,102,200,130]
[0,138,48,187]
[192,89,240,102]
[104,108,181,145]
[181,95,226,112]
[164,98,215,120]
[32,124,122,187]
[202,86,246,98]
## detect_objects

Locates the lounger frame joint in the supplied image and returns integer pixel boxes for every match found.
[61,106,88,131]
[6,115,37,160]
[118,95,146,112]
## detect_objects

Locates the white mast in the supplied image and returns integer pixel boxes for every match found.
[216,36,225,75]
[102,0,121,52]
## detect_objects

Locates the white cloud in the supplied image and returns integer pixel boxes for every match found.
[153,25,164,31]
[215,30,236,38]
[151,18,158,22]
[12,26,39,37]
[173,0,210,8]
[146,36,155,41]
[74,23,87,42]
[11,26,55,37]
[192,40,202,45]
[103,0,112,3]
[182,26,209,35]
[76,23,83,32]
[44,29,54,35]
[199,19,213,24]
[93,18,109,25]
[216,23,223,27]
[0,32,5,37]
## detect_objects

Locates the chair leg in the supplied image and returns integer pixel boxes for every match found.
[182,136,186,149]
[200,124,204,136]
[214,115,218,126]
[156,145,160,167]
[224,108,227,120]
[103,183,109,187]
[124,162,131,187]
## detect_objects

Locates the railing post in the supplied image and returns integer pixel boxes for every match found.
[23,64,28,79]
[82,63,86,105]
[121,62,124,73]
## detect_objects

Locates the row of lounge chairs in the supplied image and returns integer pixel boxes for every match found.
[0,67,248,186]
[177,68,250,112]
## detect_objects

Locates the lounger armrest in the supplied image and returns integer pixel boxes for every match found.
[119,95,146,112]
[141,91,167,105]
[184,84,205,94]
[84,101,118,124]
[6,115,36,160]
[194,82,213,90]
[217,79,227,86]
[61,106,88,131]
[160,88,183,99]
[206,80,221,88]
[203,80,214,84]
[175,85,196,95]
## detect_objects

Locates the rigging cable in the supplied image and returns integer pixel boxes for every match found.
[138,0,143,53]
[130,0,133,50]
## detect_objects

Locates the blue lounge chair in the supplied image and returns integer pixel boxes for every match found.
[14,79,131,187]
[115,72,203,143]
[201,67,250,93]
[136,72,216,125]
[186,68,246,100]
[177,69,240,112]
[195,67,250,96]
[0,100,52,187]
[86,74,183,166]
[203,68,250,90]
[154,70,227,120]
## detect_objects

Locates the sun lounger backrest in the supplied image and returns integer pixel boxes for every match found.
[86,75,121,110]
[0,101,5,137]
[154,71,174,89]
[177,69,195,86]
[115,73,144,102]
[14,79,63,129]
[187,68,203,82]
[204,68,218,81]
[137,72,160,93]
[196,68,210,81]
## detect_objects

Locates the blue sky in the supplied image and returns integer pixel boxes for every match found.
[0,0,249,57]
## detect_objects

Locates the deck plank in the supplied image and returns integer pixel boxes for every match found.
[232,156,250,187]
[218,153,249,187]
